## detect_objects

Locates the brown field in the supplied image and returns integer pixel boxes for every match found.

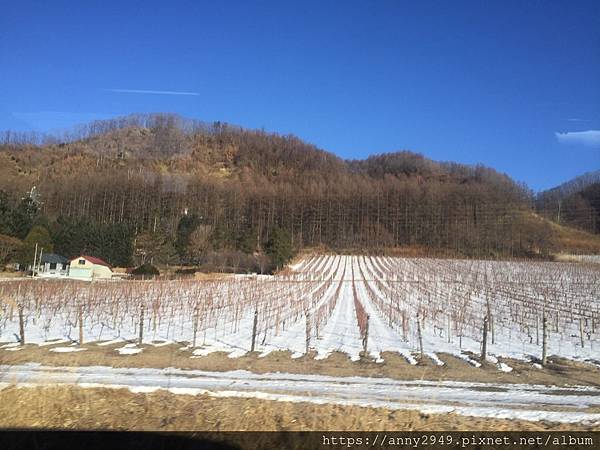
[1,342,599,388]
[547,219,600,255]
[0,385,597,432]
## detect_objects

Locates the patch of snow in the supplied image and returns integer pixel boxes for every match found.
[1,255,598,369]
[149,340,173,347]
[39,339,70,347]
[227,349,247,358]
[3,364,599,425]
[49,347,86,353]
[456,353,482,368]
[191,348,213,357]
[485,355,498,364]
[400,352,418,365]
[97,338,125,347]
[116,344,143,355]
[287,261,304,271]
[427,353,445,366]
[314,258,363,362]
[0,343,21,349]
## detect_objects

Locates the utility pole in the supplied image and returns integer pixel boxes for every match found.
[38,247,44,277]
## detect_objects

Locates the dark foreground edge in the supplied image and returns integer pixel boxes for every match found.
[0,431,598,450]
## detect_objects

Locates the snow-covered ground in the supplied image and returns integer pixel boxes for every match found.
[0,255,598,367]
[1,363,599,424]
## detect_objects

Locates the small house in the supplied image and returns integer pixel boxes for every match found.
[68,255,113,280]
[38,253,70,277]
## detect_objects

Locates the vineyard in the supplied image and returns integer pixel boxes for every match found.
[0,255,599,369]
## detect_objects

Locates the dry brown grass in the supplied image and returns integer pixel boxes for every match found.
[1,343,599,388]
[0,271,24,279]
[193,272,236,281]
[0,385,596,432]
[546,217,600,254]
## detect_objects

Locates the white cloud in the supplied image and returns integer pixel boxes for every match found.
[555,130,600,147]
[105,88,199,96]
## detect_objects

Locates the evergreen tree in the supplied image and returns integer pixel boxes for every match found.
[10,193,39,239]
[134,230,175,265]
[131,262,160,276]
[175,213,200,257]
[0,190,13,235]
[265,227,293,270]
[51,218,133,266]
[237,226,258,254]
[52,217,88,259]
[211,223,236,250]
[18,225,53,268]
[101,223,134,267]
[0,234,22,264]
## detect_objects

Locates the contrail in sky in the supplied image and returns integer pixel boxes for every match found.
[105,89,199,96]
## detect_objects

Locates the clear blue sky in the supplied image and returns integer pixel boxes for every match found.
[1,0,599,191]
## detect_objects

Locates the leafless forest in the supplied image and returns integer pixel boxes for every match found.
[0,114,567,260]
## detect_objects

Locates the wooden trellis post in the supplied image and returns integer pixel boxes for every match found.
[541,312,548,366]
[78,303,84,345]
[251,309,258,352]
[362,314,369,355]
[305,310,311,354]
[417,313,424,360]
[18,305,25,346]
[138,304,144,346]
[192,305,199,348]
[481,315,488,362]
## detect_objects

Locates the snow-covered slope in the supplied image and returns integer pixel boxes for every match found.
[0,255,598,366]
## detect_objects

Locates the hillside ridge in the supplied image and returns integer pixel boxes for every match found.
[0,113,598,268]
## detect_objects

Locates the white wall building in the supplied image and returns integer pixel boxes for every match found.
[68,255,113,280]
[38,253,70,278]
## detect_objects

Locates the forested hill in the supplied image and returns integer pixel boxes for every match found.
[536,171,600,235]
[0,114,587,268]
